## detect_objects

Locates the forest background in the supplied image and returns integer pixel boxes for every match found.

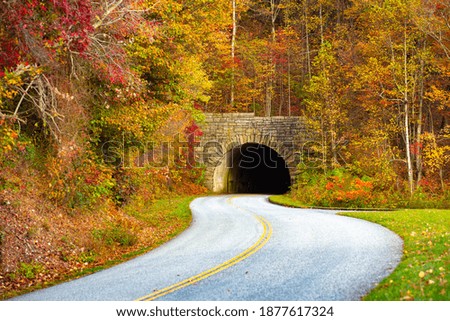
[0,0,448,297]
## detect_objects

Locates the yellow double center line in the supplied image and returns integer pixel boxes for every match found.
[137,202,272,301]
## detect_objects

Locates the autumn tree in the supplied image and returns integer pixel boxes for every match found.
[0,0,95,141]
[0,0,151,144]
[0,0,447,199]
[304,41,349,169]
[350,0,449,195]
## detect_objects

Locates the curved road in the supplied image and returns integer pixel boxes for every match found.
[12,195,403,301]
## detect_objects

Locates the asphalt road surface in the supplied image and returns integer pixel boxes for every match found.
[12,195,403,301]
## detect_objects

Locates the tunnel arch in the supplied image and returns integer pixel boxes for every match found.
[214,143,291,194]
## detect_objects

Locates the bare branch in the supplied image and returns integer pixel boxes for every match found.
[93,0,125,29]
[0,111,27,124]
[14,75,39,116]
[8,73,64,142]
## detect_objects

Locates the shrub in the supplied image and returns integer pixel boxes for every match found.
[0,226,4,245]
[0,122,27,167]
[114,165,206,209]
[292,167,390,208]
[291,166,449,209]
[92,224,138,247]
[404,189,450,209]
[47,144,115,210]
[79,250,97,263]
[17,263,44,280]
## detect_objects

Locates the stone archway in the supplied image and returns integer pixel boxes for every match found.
[198,113,309,192]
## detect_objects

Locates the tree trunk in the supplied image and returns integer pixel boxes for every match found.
[231,0,237,107]
[265,0,283,117]
[403,28,414,196]
[416,45,425,185]
[404,100,414,196]
[303,0,311,80]
[288,52,292,116]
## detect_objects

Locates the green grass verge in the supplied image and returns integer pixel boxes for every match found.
[269,194,392,211]
[269,195,449,301]
[341,209,449,301]
[269,195,307,208]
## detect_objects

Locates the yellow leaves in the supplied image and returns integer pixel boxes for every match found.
[0,124,24,157]
[0,74,21,104]
[401,290,414,301]
[5,77,21,87]
[1,64,42,110]
[102,100,182,141]
[1,88,18,100]
[425,85,450,111]
[175,56,212,103]
[421,131,450,174]
[418,268,442,289]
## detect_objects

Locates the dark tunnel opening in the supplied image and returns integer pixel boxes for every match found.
[226,143,291,194]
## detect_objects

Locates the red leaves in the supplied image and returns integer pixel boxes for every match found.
[0,0,141,86]
[304,171,380,208]
[410,141,423,156]
[0,39,20,72]
[47,0,94,53]
[0,0,93,70]
[184,122,203,138]
[184,122,203,169]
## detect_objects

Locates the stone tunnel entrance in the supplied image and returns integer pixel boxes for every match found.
[200,113,306,192]
[225,143,291,194]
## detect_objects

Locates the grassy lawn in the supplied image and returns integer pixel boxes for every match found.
[341,209,449,300]
[269,196,449,301]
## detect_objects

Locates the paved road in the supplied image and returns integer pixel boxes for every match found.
[12,195,403,301]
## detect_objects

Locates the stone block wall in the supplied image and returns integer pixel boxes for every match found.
[197,113,310,192]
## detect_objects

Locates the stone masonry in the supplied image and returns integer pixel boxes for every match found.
[196,113,309,192]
